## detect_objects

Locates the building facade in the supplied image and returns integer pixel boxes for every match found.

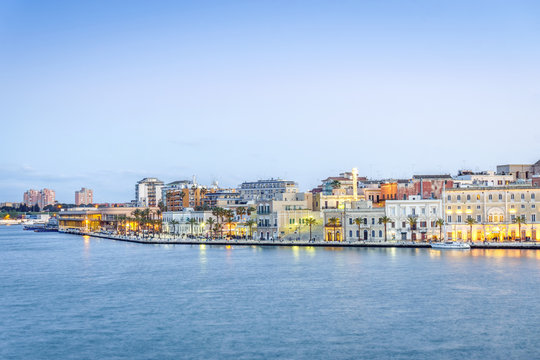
[239,179,298,201]
[23,188,55,209]
[497,160,540,180]
[385,197,443,241]
[75,187,93,205]
[397,175,453,200]
[135,178,164,207]
[444,186,539,241]
[323,201,386,242]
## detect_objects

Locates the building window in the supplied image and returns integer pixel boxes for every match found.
[447,195,451,201]
[521,194,525,200]
[379,230,382,238]
[489,194,492,200]
[447,215,452,223]
[467,195,471,200]
[457,215,462,223]
[349,218,352,225]
[402,221,406,228]
[371,218,375,225]
[457,195,461,201]
[349,230,352,237]
[477,215,481,222]
[511,194,515,200]
[532,214,536,222]
[499,194,502,200]
[521,205,525,209]
[532,194,535,200]
[371,230,375,238]
[476,194,480,200]
[477,205,481,209]
[489,215,493,222]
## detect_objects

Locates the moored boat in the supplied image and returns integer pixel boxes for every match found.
[431,241,471,250]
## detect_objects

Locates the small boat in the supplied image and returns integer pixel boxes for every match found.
[431,241,471,250]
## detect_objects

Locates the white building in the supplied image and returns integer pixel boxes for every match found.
[135,178,164,207]
[454,171,513,188]
[385,196,443,241]
[162,209,216,236]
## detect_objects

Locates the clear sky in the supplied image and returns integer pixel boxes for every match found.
[1,0,539,203]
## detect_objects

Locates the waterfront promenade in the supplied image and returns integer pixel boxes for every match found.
[61,229,540,249]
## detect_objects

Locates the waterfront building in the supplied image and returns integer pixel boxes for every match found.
[397,175,453,200]
[162,209,215,236]
[444,186,540,241]
[75,187,93,205]
[497,160,540,180]
[323,201,385,242]
[203,189,245,208]
[453,170,513,188]
[239,179,298,201]
[57,207,148,232]
[254,192,315,240]
[385,197,443,241]
[135,178,164,207]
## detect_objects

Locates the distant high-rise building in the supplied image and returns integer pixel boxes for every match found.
[23,189,40,207]
[135,178,164,207]
[75,188,93,205]
[39,188,55,208]
[23,188,55,209]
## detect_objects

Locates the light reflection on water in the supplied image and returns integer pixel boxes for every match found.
[1,227,540,360]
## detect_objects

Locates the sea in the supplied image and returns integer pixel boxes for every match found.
[1,226,539,359]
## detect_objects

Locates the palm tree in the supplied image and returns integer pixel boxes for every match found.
[465,217,477,241]
[246,206,256,216]
[304,217,318,241]
[212,207,225,238]
[353,217,363,241]
[328,217,340,241]
[132,209,142,236]
[225,210,235,237]
[245,219,257,239]
[435,218,445,241]
[206,218,216,237]
[407,216,418,242]
[171,219,179,235]
[187,218,198,237]
[379,216,391,242]
[513,216,527,241]
[236,207,246,220]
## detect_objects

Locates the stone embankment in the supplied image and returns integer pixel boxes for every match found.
[60,229,540,249]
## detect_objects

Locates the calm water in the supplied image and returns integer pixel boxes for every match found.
[1,226,540,360]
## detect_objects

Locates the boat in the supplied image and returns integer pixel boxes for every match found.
[431,241,471,250]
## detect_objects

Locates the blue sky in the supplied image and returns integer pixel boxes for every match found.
[1,0,539,203]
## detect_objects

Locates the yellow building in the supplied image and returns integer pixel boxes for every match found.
[444,186,539,241]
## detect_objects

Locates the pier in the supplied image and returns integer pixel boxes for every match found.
[60,230,540,249]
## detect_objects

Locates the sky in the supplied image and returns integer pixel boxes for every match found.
[1,0,539,203]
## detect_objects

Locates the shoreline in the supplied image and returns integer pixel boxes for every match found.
[60,230,540,249]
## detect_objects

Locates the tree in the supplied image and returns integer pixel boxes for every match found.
[436,218,445,241]
[132,209,142,236]
[513,216,527,241]
[236,207,246,219]
[187,218,198,237]
[465,217,477,241]
[304,217,318,241]
[353,217,363,241]
[407,216,418,242]
[212,207,225,238]
[329,180,341,189]
[246,207,256,216]
[225,210,235,237]
[170,219,179,235]
[206,218,216,237]
[379,216,391,242]
[328,217,340,241]
[245,219,257,239]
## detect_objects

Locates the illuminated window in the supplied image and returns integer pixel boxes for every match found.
[489,215,493,222]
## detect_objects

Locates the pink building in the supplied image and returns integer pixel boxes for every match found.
[75,187,93,205]
[23,188,56,209]
[23,189,40,207]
